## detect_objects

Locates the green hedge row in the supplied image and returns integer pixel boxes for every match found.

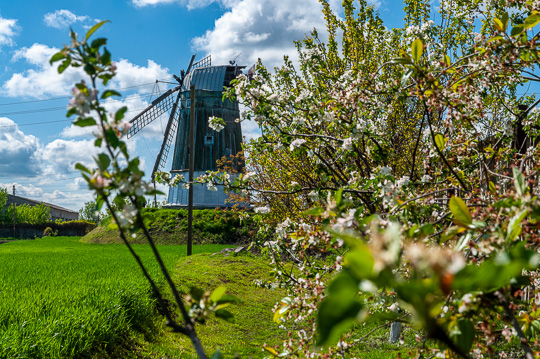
[0,220,96,239]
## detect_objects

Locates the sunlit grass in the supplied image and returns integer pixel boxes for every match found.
[0,236,231,358]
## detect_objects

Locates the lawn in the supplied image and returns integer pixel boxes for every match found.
[0,236,474,358]
[0,236,232,358]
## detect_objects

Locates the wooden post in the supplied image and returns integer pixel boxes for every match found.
[153,179,157,207]
[187,85,195,256]
[12,185,15,238]
[390,321,402,343]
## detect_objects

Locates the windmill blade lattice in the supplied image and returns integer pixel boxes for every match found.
[152,93,181,176]
[127,85,181,138]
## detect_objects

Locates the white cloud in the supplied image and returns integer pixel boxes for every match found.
[0,117,41,176]
[43,9,92,29]
[132,0,239,10]
[0,14,18,48]
[2,43,172,99]
[110,59,171,94]
[192,0,328,70]
[3,43,84,98]
[37,139,99,176]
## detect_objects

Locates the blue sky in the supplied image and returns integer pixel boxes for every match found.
[0,0,405,211]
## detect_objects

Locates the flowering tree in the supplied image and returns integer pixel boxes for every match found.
[206,0,540,357]
[51,23,239,359]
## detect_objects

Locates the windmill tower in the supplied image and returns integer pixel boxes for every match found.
[128,55,244,208]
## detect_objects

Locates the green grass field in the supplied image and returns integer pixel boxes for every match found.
[0,237,232,359]
[1,236,509,359]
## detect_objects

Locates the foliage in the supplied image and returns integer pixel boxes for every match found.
[42,227,57,237]
[81,208,257,245]
[78,200,105,223]
[0,188,7,212]
[0,192,51,225]
[0,236,231,358]
[189,0,540,357]
[51,22,238,358]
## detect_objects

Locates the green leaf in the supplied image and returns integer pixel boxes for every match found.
[190,287,205,301]
[455,319,475,353]
[74,117,97,127]
[215,309,234,322]
[85,20,110,41]
[50,51,66,65]
[264,347,279,356]
[440,226,461,243]
[444,54,451,66]
[524,14,540,30]
[96,153,111,171]
[215,294,241,305]
[390,57,412,65]
[434,133,445,151]
[99,73,113,86]
[449,196,472,226]
[344,244,374,280]
[90,37,107,49]
[75,163,91,173]
[211,348,224,359]
[513,167,526,196]
[105,128,120,148]
[210,286,226,303]
[453,243,540,292]
[317,271,362,346]
[101,90,121,99]
[506,209,528,243]
[511,25,525,37]
[66,107,78,118]
[401,69,413,87]
[84,63,96,75]
[489,181,496,193]
[493,18,504,31]
[118,141,129,158]
[502,12,510,30]
[115,106,128,122]
[487,36,503,43]
[335,188,344,207]
[411,39,423,63]
[58,58,71,74]
[101,47,111,66]
[305,207,324,216]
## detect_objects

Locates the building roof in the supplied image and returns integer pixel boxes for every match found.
[7,194,78,214]
[181,65,245,92]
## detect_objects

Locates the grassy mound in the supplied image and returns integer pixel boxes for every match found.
[81,208,258,245]
[143,251,288,358]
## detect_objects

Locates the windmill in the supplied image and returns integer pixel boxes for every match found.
[128,55,244,208]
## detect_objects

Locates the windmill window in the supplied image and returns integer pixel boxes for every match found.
[205,135,214,145]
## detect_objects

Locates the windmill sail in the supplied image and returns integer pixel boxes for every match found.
[151,91,182,177]
[127,85,181,139]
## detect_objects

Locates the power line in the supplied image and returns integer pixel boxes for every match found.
[0,78,175,107]
[0,106,160,128]
[0,89,168,118]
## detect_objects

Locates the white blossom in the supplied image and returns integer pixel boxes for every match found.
[208,116,225,132]
[289,139,306,151]
[255,206,271,214]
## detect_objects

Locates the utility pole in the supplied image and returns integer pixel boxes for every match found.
[187,85,195,256]
[153,180,157,208]
[12,185,16,238]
